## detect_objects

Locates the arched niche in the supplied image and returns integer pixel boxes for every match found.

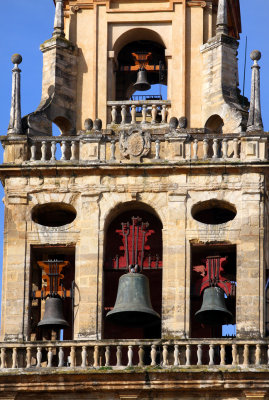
[112,29,167,100]
[103,203,163,340]
[205,115,224,134]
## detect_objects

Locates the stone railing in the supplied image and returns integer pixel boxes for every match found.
[0,339,269,370]
[2,133,268,164]
[29,137,80,162]
[107,100,171,125]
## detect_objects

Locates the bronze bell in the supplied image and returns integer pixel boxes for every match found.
[38,297,70,330]
[195,287,233,326]
[106,273,160,326]
[133,68,151,91]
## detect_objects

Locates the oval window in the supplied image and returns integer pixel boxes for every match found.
[191,200,236,225]
[32,203,76,227]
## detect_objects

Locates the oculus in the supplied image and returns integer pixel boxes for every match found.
[32,202,76,227]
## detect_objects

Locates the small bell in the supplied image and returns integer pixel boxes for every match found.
[38,297,70,330]
[133,68,151,91]
[106,273,160,326]
[195,287,233,326]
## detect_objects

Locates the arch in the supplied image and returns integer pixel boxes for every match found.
[205,114,224,134]
[113,28,166,58]
[103,201,163,340]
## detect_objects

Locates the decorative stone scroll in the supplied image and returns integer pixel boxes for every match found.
[119,127,151,161]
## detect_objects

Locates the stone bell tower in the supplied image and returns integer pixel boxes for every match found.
[0,0,269,399]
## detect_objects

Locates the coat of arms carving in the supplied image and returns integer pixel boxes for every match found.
[119,128,151,160]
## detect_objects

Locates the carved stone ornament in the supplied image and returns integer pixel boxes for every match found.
[119,128,151,160]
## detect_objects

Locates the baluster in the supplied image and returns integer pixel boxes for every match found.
[116,345,122,367]
[197,344,202,366]
[121,105,127,124]
[111,105,117,124]
[232,344,237,365]
[243,344,249,366]
[162,345,168,367]
[131,105,136,124]
[26,347,31,368]
[222,138,228,159]
[110,140,116,162]
[138,345,144,367]
[50,140,56,161]
[47,347,53,368]
[151,104,157,124]
[70,346,76,367]
[267,345,269,365]
[212,138,218,159]
[127,346,133,367]
[209,345,214,366]
[30,142,37,161]
[41,141,47,162]
[174,345,179,366]
[58,346,64,367]
[233,138,239,159]
[255,344,261,366]
[1,348,6,369]
[151,345,157,366]
[37,347,42,368]
[71,141,76,161]
[155,140,160,160]
[81,346,87,368]
[185,141,191,160]
[220,345,226,366]
[141,105,147,124]
[61,140,67,161]
[186,345,191,366]
[12,347,17,369]
[203,138,209,159]
[93,345,99,368]
[105,346,110,367]
[161,104,167,123]
[193,139,198,160]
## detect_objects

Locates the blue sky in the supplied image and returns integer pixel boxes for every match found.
[0,0,268,312]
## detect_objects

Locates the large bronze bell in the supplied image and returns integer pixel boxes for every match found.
[195,287,233,326]
[106,273,160,326]
[38,297,70,330]
[133,68,151,91]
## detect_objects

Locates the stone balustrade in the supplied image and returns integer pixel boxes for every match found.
[0,339,269,370]
[29,137,80,162]
[2,133,268,164]
[107,100,171,125]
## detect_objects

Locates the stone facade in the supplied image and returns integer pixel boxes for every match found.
[0,0,269,399]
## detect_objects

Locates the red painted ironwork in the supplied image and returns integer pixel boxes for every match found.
[193,256,232,296]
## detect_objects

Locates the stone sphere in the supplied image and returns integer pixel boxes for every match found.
[250,50,261,61]
[178,116,187,129]
[93,118,102,131]
[169,117,178,130]
[11,54,22,65]
[84,118,93,131]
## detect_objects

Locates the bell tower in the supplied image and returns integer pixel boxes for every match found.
[0,0,269,398]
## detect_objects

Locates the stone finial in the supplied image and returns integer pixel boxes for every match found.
[216,0,228,35]
[53,0,65,38]
[7,54,23,135]
[247,50,264,132]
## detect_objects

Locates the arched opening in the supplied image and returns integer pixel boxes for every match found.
[191,200,237,225]
[205,115,224,134]
[103,205,163,340]
[115,35,167,101]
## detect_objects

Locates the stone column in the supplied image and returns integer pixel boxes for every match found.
[7,54,22,135]
[236,185,264,338]
[216,0,228,35]
[162,192,187,338]
[247,50,264,132]
[74,193,101,340]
